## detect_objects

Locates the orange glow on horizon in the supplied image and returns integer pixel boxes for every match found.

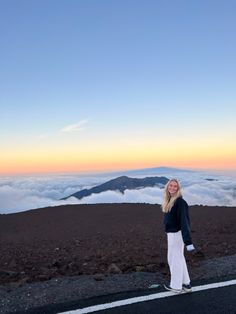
[1,138,235,175]
[1,158,236,176]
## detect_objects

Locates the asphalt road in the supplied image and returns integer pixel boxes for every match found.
[88,284,236,314]
[13,276,236,314]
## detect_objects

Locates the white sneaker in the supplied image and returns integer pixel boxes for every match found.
[182,283,192,292]
[164,284,182,294]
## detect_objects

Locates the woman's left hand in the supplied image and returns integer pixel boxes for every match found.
[186,244,195,251]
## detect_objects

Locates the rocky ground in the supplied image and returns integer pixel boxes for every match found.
[0,203,235,313]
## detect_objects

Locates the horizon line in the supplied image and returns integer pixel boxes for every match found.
[1,165,236,177]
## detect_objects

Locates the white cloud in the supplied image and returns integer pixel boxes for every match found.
[0,175,105,214]
[35,119,89,139]
[74,187,163,205]
[69,180,236,208]
[61,119,89,132]
[0,184,53,213]
[0,170,235,214]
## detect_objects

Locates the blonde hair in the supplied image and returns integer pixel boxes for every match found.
[161,178,183,213]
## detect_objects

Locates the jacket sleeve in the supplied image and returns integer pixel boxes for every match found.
[177,199,192,246]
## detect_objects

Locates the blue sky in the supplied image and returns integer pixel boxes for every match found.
[0,0,236,174]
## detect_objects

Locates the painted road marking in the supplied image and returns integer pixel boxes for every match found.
[59,279,236,314]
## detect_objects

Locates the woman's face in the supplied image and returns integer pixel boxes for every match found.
[168,181,179,196]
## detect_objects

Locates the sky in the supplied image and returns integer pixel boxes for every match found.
[0,0,236,175]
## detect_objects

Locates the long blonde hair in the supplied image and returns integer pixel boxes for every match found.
[161,178,182,213]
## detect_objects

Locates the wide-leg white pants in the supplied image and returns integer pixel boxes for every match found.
[167,230,190,290]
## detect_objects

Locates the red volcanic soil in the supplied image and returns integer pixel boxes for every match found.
[0,203,235,285]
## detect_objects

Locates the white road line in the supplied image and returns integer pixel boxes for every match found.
[59,279,236,314]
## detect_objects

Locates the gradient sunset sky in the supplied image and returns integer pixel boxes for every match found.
[1,0,236,175]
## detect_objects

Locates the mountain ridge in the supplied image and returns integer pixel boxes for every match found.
[61,175,169,200]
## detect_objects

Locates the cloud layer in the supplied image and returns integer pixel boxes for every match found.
[0,169,235,214]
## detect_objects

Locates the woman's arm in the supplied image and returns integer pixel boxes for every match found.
[177,199,194,247]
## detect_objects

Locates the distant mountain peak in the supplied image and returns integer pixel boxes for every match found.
[61,175,169,200]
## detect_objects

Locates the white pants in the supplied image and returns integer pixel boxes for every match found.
[167,230,190,290]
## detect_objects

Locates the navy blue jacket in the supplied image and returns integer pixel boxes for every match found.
[163,196,192,246]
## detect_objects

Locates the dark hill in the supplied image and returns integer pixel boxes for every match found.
[61,175,169,200]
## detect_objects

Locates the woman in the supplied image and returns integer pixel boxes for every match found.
[162,178,195,293]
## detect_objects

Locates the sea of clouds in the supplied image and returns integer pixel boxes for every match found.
[0,168,236,214]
